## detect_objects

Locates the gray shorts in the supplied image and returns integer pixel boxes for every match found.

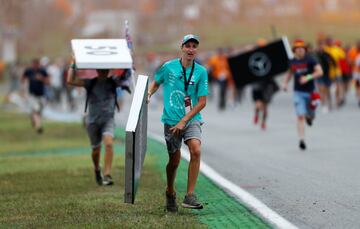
[86,118,115,149]
[28,94,45,113]
[164,120,202,154]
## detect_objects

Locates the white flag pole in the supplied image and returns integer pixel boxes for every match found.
[125,20,136,89]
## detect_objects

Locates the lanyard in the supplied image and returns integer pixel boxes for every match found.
[180,59,195,94]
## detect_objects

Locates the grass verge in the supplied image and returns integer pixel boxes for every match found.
[0,110,271,228]
[0,111,206,228]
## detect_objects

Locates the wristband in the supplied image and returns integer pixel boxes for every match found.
[306,74,313,81]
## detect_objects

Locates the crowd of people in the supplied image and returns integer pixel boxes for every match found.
[2,35,360,137]
[308,35,360,112]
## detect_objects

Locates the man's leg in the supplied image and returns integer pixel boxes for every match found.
[86,122,103,185]
[102,134,114,185]
[32,111,43,133]
[91,146,103,186]
[261,103,268,130]
[253,100,261,125]
[297,116,306,150]
[326,85,333,111]
[164,125,181,212]
[318,84,327,109]
[297,116,305,139]
[166,149,181,194]
[335,80,344,107]
[103,135,114,176]
[219,80,227,110]
[294,92,307,150]
[185,139,201,195]
[91,146,101,170]
[182,138,203,209]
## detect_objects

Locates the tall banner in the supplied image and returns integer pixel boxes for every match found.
[228,37,293,87]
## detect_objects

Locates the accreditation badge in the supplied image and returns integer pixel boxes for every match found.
[184,96,192,114]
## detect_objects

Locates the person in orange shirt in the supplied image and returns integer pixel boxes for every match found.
[207,48,233,110]
[348,41,360,65]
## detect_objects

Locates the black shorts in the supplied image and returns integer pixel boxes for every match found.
[252,90,265,102]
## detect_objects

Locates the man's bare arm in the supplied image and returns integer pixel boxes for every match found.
[147,80,160,103]
[299,64,323,85]
[66,59,85,87]
[170,96,207,134]
[312,64,323,79]
[282,70,292,91]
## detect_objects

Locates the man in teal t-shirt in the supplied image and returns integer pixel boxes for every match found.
[147,34,208,212]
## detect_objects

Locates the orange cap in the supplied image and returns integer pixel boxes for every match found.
[293,39,306,48]
[292,39,307,52]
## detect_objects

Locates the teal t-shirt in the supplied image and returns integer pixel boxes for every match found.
[154,58,208,125]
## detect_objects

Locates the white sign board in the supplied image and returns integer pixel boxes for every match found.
[126,75,149,132]
[71,39,132,69]
[125,74,149,204]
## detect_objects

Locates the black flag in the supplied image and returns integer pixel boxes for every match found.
[228,37,293,87]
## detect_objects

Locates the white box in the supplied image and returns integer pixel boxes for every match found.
[71,39,133,69]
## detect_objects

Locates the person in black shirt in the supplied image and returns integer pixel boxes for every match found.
[21,58,49,133]
[251,79,279,130]
[282,39,323,150]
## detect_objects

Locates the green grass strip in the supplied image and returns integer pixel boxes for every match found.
[145,135,272,229]
[1,123,271,229]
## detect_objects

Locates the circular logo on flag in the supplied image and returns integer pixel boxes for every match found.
[248,52,271,77]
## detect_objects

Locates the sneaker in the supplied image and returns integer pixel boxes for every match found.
[305,117,313,127]
[299,140,306,150]
[94,169,103,186]
[36,127,43,134]
[182,194,203,209]
[253,115,259,125]
[165,191,178,212]
[103,174,114,186]
[261,122,266,130]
